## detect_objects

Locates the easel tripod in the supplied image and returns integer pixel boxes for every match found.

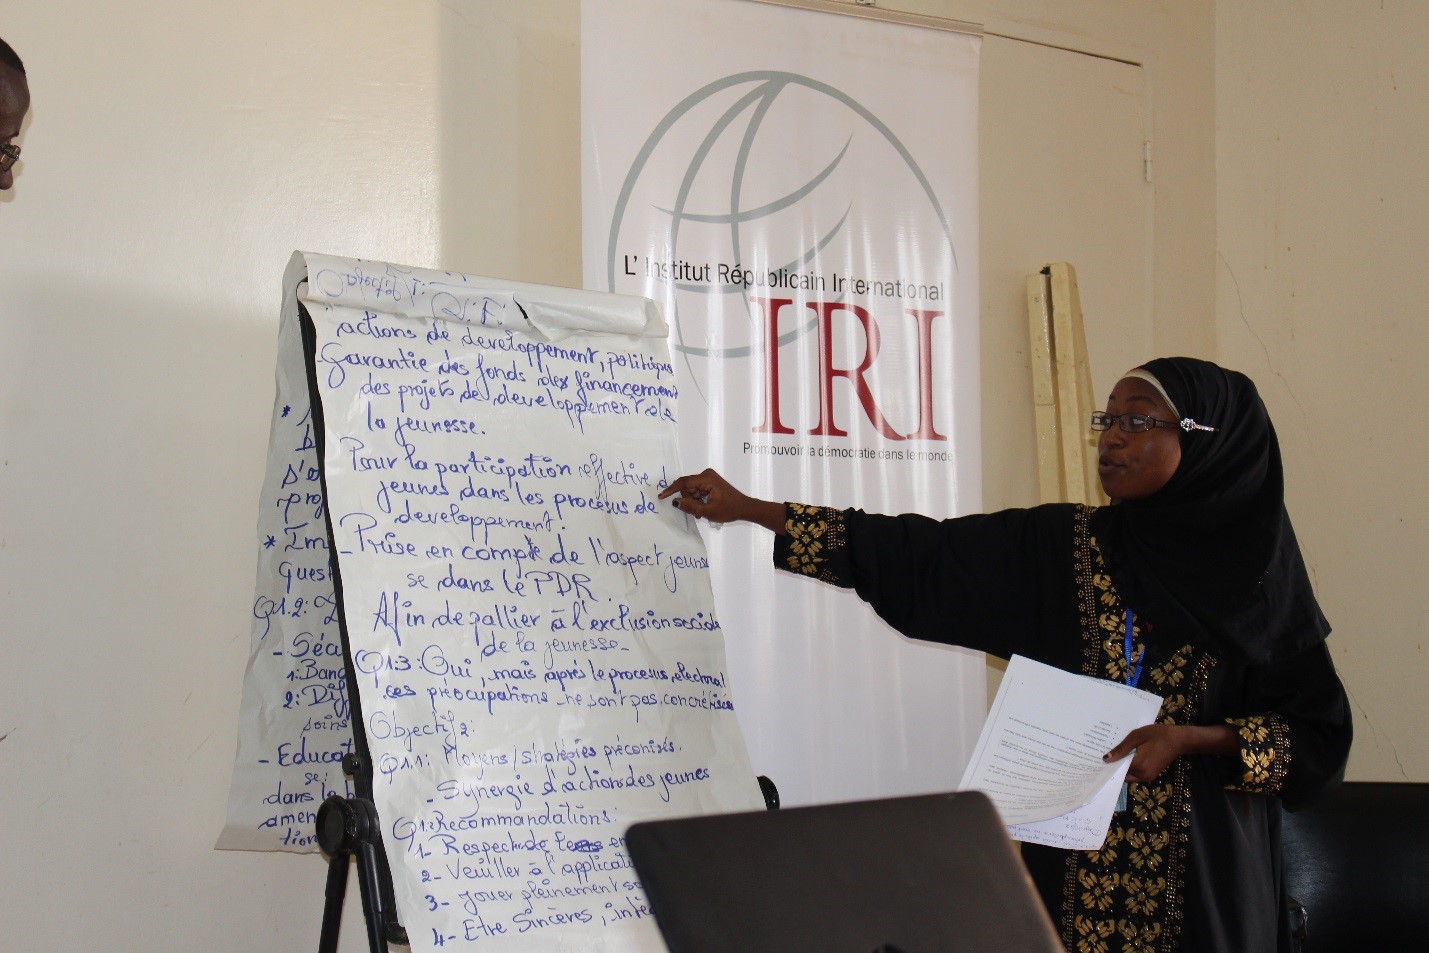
[315,754,408,953]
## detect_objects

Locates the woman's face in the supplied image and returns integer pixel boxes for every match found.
[1097,376,1183,502]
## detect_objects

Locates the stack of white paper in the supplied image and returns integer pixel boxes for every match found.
[959,655,1163,850]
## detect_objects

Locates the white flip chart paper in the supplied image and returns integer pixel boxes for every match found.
[959,655,1162,850]
[224,253,764,951]
[218,267,354,852]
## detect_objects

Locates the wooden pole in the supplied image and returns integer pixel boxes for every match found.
[1028,263,1107,507]
[1027,269,1062,504]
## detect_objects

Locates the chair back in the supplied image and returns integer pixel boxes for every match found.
[1281,781,1429,950]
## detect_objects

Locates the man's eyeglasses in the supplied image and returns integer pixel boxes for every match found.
[1091,411,1219,434]
[0,143,19,172]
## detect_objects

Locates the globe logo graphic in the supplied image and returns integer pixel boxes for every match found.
[605,70,958,381]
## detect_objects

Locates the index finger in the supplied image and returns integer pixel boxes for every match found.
[658,475,696,499]
[1102,731,1141,763]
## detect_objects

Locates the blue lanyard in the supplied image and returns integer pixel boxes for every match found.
[1116,608,1145,815]
[1123,608,1144,688]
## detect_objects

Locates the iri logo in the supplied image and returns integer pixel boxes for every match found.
[605,71,961,444]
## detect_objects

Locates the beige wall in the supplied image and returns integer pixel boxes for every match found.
[0,1,443,948]
[1216,1,1429,782]
[37,0,1429,949]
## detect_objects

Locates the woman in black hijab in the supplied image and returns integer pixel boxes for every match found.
[662,357,1351,953]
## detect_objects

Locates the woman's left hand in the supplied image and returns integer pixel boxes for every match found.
[1104,723,1239,784]
[1104,725,1184,783]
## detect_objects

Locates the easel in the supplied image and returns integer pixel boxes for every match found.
[294,301,409,953]
[316,757,408,953]
[1027,263,1106,506]
[290,287,779,951]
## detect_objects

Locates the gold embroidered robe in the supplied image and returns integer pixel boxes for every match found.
[774,502,1351,953]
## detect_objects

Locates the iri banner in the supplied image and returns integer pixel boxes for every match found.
[583,0,983,806]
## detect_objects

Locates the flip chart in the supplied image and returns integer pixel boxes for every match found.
[218,274,354,852]
[222,253,764,951]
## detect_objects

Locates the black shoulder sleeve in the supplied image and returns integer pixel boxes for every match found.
[773,502,1076,659]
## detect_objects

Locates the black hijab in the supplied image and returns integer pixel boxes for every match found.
[1089,357,1330,664]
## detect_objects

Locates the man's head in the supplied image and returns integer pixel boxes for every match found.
[0,37,30,192]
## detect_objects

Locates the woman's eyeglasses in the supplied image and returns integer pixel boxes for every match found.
[1091,411,1219,434]
[0,144,19,172]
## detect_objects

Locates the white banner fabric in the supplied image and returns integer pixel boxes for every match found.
[582,0,985,806]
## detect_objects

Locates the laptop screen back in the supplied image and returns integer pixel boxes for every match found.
[626,790,1062,953]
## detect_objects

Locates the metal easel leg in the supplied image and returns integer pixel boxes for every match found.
[316,794,402,953]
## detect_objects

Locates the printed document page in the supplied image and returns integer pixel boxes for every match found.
[1006,766,1126,850]
[959,655,1162,849]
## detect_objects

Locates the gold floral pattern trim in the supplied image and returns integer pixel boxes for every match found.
[782,502,847,584]
[1226,715,1291,794]
[1063,506,1216,953]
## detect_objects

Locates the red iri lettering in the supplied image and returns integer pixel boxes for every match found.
[751,299,948,442]
[811,302,902,440]
[905,308,947,441]
[751,297,795,434]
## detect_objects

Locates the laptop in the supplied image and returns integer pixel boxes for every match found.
[626,790,1062,953]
